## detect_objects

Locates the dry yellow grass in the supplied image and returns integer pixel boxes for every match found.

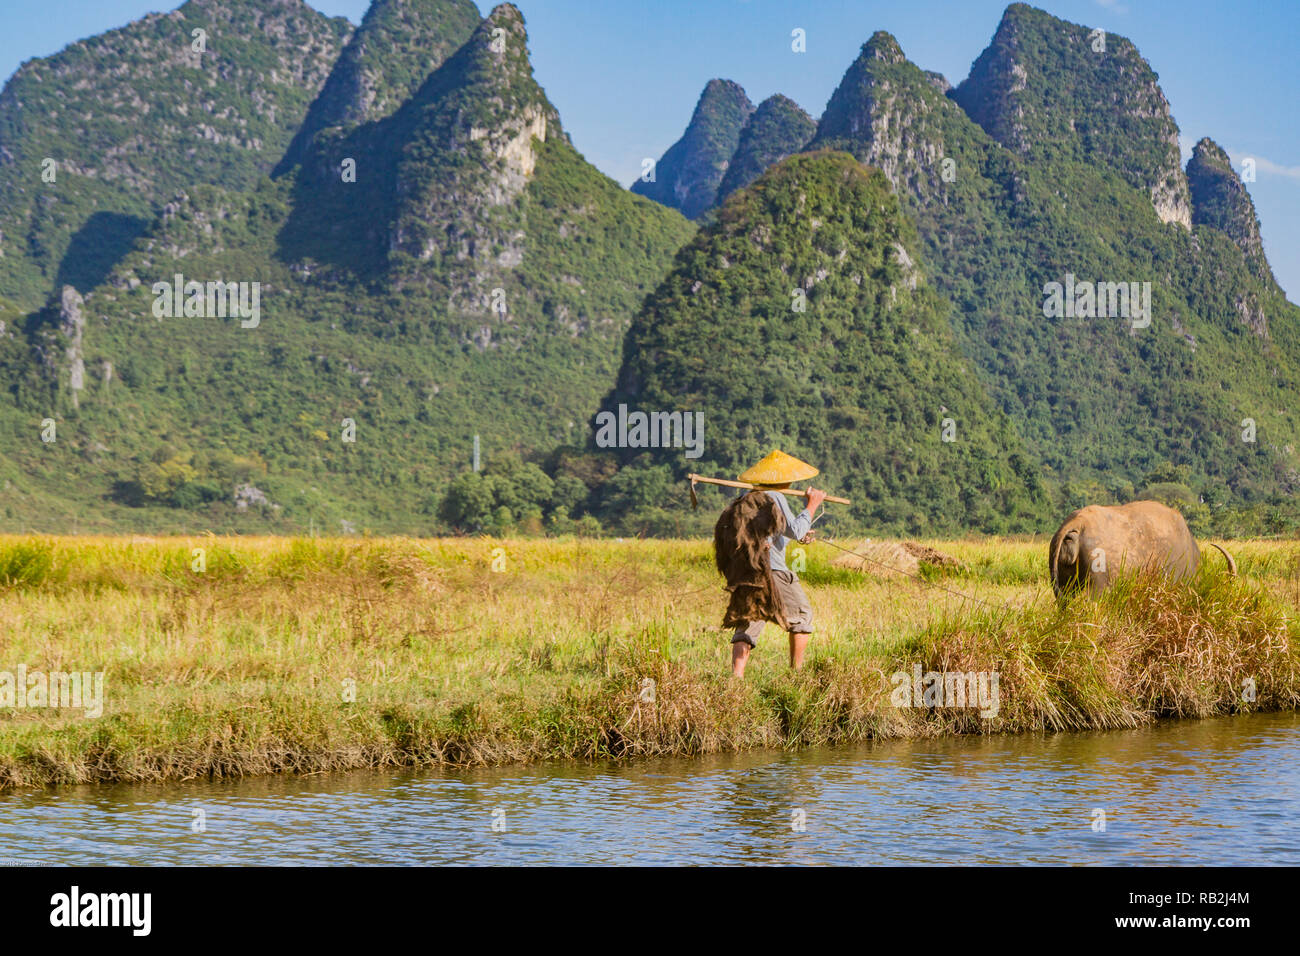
[0,533,1296,789]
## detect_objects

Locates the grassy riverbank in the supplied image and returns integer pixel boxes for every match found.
[1,534,1298,789]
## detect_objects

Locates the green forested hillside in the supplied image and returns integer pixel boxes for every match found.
[594,152,1048,536]
[0,3,695,534]
[716,94,816,205]
[805,19,1300,531]
[0,0,351,310]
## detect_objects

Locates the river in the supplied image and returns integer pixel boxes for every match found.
[2,712,1296,865]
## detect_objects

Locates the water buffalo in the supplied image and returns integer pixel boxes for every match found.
[1049,500,1237,595]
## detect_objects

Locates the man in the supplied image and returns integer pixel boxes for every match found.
[714,450,827,678]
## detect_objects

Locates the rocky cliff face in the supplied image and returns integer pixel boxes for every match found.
[30,285,87,409]
[811,31,977,208]
[382,5,564,273]
[1188,137,1272,283]
[58,286,86,407]
[951,3,1192,229]
[630,79,754,219]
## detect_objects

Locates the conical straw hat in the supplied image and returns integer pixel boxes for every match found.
[739,449,819,485]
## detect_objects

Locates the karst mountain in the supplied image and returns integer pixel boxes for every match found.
[0,1,1293,535]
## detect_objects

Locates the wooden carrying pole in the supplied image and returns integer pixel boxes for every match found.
[687,473,850,510]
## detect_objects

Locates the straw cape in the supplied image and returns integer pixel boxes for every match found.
[714,489,790,630]
[714,451,819,630]
[738,450,818,486]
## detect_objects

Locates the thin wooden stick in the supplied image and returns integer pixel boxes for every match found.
[687,473,850,507]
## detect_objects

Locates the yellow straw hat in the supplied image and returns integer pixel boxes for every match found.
[738,449,819,485]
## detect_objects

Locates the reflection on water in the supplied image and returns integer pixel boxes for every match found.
[2,713,1297,865]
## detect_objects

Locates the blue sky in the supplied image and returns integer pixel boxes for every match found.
[2,0,1296,297]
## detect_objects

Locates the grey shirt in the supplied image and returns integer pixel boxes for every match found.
[763,490,813,574]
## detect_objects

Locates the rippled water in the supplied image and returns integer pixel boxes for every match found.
[2,712,1297,865]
